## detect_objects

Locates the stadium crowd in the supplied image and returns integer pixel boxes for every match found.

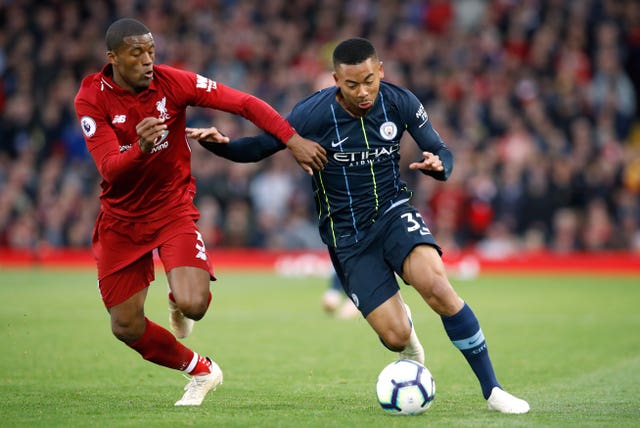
[1,0,639,257]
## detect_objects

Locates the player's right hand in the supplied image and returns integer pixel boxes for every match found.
[409,151,443,172]
[185,127,230,144]
[136,117,167,153]
[285,133,327,175]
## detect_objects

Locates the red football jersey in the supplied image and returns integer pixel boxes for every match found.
[74,64,295,222]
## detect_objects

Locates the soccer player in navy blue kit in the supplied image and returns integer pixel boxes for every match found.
[190,38,529,414]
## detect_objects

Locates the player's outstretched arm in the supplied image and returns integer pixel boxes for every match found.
[191,127,285,163]
[189,127,326,174]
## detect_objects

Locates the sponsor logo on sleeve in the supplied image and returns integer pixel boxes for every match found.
[416,104,429,128]
[196,74,217,92]
[80,116,97,137]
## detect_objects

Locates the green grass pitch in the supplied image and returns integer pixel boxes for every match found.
[1,268,638,427]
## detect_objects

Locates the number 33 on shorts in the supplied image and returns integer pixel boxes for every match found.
[401,212,431,236]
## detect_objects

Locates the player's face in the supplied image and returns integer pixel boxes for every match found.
[108,33,155,93]
[333,57,384,117]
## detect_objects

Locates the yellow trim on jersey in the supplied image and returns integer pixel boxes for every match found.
[360,117,379,213]
[318,171,337,247]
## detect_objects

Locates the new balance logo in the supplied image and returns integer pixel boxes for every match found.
[112,115,126,124]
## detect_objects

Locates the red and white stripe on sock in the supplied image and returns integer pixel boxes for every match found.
[186,352,212,375]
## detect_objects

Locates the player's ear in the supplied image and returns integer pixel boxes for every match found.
[378,61,385,79]
[332,71,339,85]
[107,50,118,65]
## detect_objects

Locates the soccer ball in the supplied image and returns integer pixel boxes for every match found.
[376,359,436,415]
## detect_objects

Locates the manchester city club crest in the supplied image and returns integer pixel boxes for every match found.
[379,121,397,141]
[351,293,360,308]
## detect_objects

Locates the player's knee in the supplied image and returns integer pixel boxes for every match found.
[111,317,144,344]
[381,326,412,351]
[175,294,209,320]
[181,303,207,321]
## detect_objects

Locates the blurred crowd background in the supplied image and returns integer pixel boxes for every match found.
[1,0,640,258]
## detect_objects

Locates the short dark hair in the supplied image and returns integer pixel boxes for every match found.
[332,38,377,67]
[105,18,151,51]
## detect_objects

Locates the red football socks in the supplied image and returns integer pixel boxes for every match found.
[128,317,197,372]
[189,355,212,375]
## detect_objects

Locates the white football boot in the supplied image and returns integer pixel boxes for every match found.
[337,298,359,319]
[175,359,224,406]
[322,288,343,314]
[487,387,530,414]
[398,304,425,365]
[169,297,194,339]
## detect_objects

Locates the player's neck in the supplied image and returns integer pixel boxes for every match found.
[110,67,144,94]
[335,92,366,118]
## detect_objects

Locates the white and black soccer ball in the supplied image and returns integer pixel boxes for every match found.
[376,359,436,415]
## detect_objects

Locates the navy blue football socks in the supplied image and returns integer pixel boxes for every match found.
[441,303,500,399]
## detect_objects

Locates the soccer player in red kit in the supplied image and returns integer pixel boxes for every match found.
[74,18,327,406]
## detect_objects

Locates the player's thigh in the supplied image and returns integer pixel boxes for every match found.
[381,206,441,276]
[404,245,462,315]
[167,266,211,299]
[158,226,213,299]
[365,291,411,343]
[401,244,446,290]
[382,206,461,313]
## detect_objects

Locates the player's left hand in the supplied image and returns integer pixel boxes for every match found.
[409,151,443,172]
[137,117,167,153]
[285,133,327,175]
[186,127,230,144]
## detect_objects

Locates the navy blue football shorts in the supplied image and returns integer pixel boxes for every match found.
[328,203,441,317]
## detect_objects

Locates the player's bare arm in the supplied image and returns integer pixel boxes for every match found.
[136,117,167,153]
[285,133,327,175]
[186,127,229,144]
[408,151,443,172]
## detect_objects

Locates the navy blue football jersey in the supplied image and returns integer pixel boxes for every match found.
[203,81,453,248]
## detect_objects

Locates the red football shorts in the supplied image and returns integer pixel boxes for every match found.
[93,210,215,308]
